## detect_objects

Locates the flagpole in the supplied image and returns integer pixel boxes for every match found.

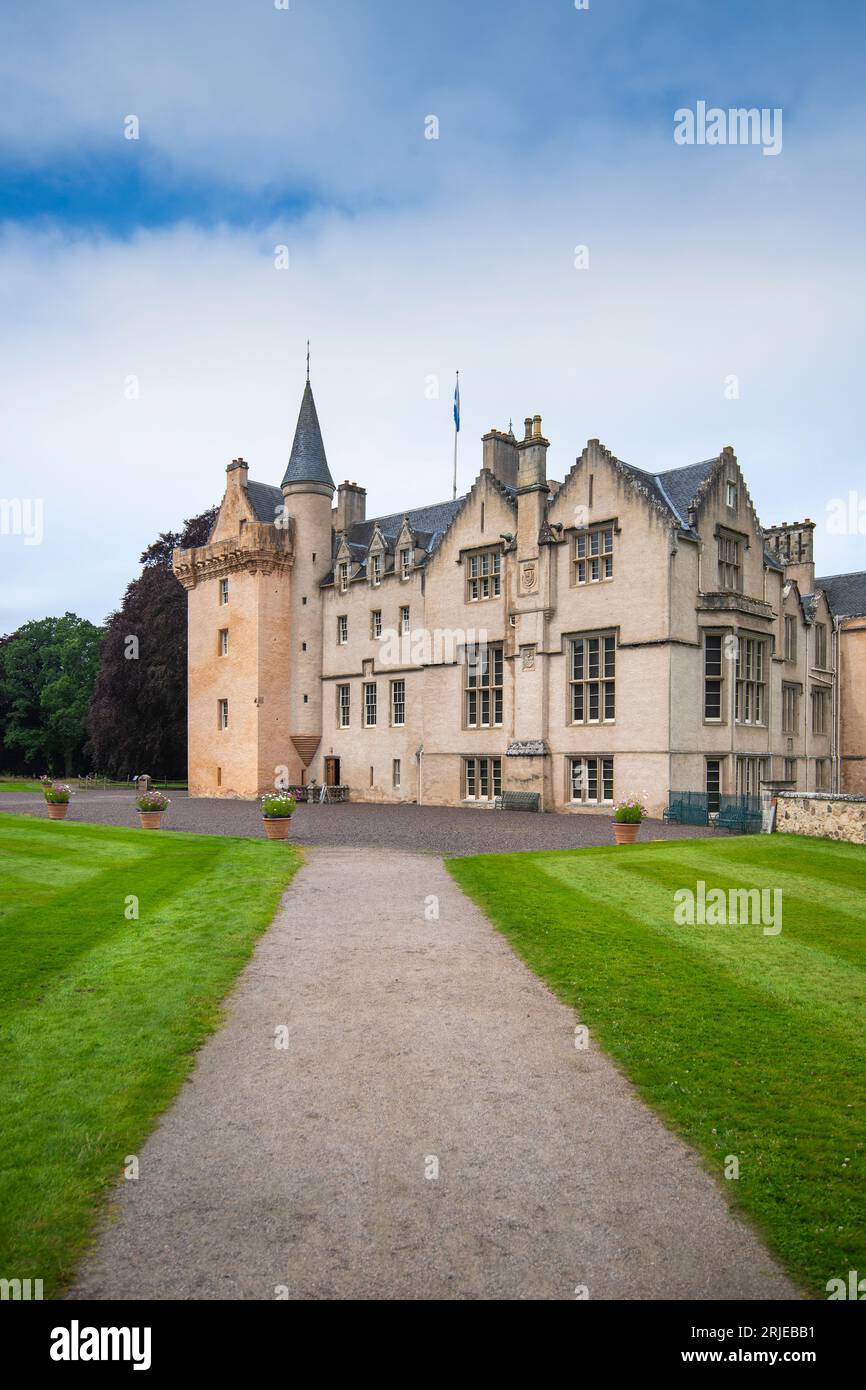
[452,369,459,500]
[452,428,458,500]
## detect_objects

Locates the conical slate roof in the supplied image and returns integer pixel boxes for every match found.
[281,379,335,489]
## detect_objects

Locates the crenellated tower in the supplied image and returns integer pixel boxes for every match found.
[173,374,337,797]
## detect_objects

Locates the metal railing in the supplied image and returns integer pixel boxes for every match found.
[664,790,762,833]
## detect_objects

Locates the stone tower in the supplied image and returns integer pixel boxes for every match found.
[281,376,335,780]
[172,455,294,798]
[764,519,816,592]
[173,376,336,798]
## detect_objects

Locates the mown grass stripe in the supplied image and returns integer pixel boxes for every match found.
[447,837,866,1297]
[0,815,301,1295]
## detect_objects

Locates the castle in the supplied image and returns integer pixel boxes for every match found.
[173,376,866,814]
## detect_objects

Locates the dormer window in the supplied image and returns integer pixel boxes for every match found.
[338,562,349,594]
[726,480,738,511]
[400,547,412,580]
[371,554,382,587]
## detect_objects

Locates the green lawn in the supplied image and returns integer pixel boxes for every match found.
[447,835,866,1298]
[0,780,43,792]
[0,815,300,1296]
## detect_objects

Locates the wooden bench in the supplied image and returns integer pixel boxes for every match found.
[494,791,540,812]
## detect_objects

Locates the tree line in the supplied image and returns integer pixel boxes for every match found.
[0,507,217,781]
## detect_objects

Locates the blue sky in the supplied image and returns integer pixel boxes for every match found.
[1,0,865,627]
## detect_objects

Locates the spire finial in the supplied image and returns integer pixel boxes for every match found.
[306,340,310,382]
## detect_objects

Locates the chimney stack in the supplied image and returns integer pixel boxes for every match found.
[516,412,550,555]
[517,413,549,490]
[481,428,519,488]
[226,457,249,491]
[335,479,367,533]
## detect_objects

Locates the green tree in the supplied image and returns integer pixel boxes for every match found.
[0,613,104,775]
[84,507,217,780]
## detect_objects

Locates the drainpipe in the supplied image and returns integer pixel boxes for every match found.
[833,616,842,792]
[804,623,811,788]
[667,534,675,799]
[416,744,423,806]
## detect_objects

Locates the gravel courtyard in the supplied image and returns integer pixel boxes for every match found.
[1,789,716,856]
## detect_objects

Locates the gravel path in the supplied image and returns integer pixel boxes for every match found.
[1,789,715,856]
[70,846,797,1301]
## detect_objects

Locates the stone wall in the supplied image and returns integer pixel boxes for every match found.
[775,792,866,844]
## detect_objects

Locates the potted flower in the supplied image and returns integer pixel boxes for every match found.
[42,778,72,820]
[612,796,646,844]
[261,792,297,840]
[136,788,170,829]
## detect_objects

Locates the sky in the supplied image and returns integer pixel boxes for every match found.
[1,0,865,630]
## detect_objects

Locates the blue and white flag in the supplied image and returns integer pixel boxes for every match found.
[453,373,460,432]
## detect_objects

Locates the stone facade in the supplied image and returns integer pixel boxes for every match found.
[173,380,862,815]
[775,792,866,844]
[838,617,866,793]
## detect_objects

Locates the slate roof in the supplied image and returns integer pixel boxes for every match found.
[614,456,782,570]
[235,425,803,592]
[246,480,284,524]
[816,571,866,618]
[342,497,465,553]
[607,457,717,537]
[281,380,335,489]
[654,460,718,525]
[322,496,468,583]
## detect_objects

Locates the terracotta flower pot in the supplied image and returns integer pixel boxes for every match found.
[139,810,164,830]
[613,820,640,844]
[263,816,291,840]
[46,802,69,820]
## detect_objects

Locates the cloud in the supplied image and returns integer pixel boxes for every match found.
[3,0,864,203]
[1,0,866,630]
[2,119,865,631]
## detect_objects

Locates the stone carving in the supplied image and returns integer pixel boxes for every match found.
[505,740,547,757]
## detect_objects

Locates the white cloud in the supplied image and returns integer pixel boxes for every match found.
[2,132,865,630]
[2,2,866,627]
